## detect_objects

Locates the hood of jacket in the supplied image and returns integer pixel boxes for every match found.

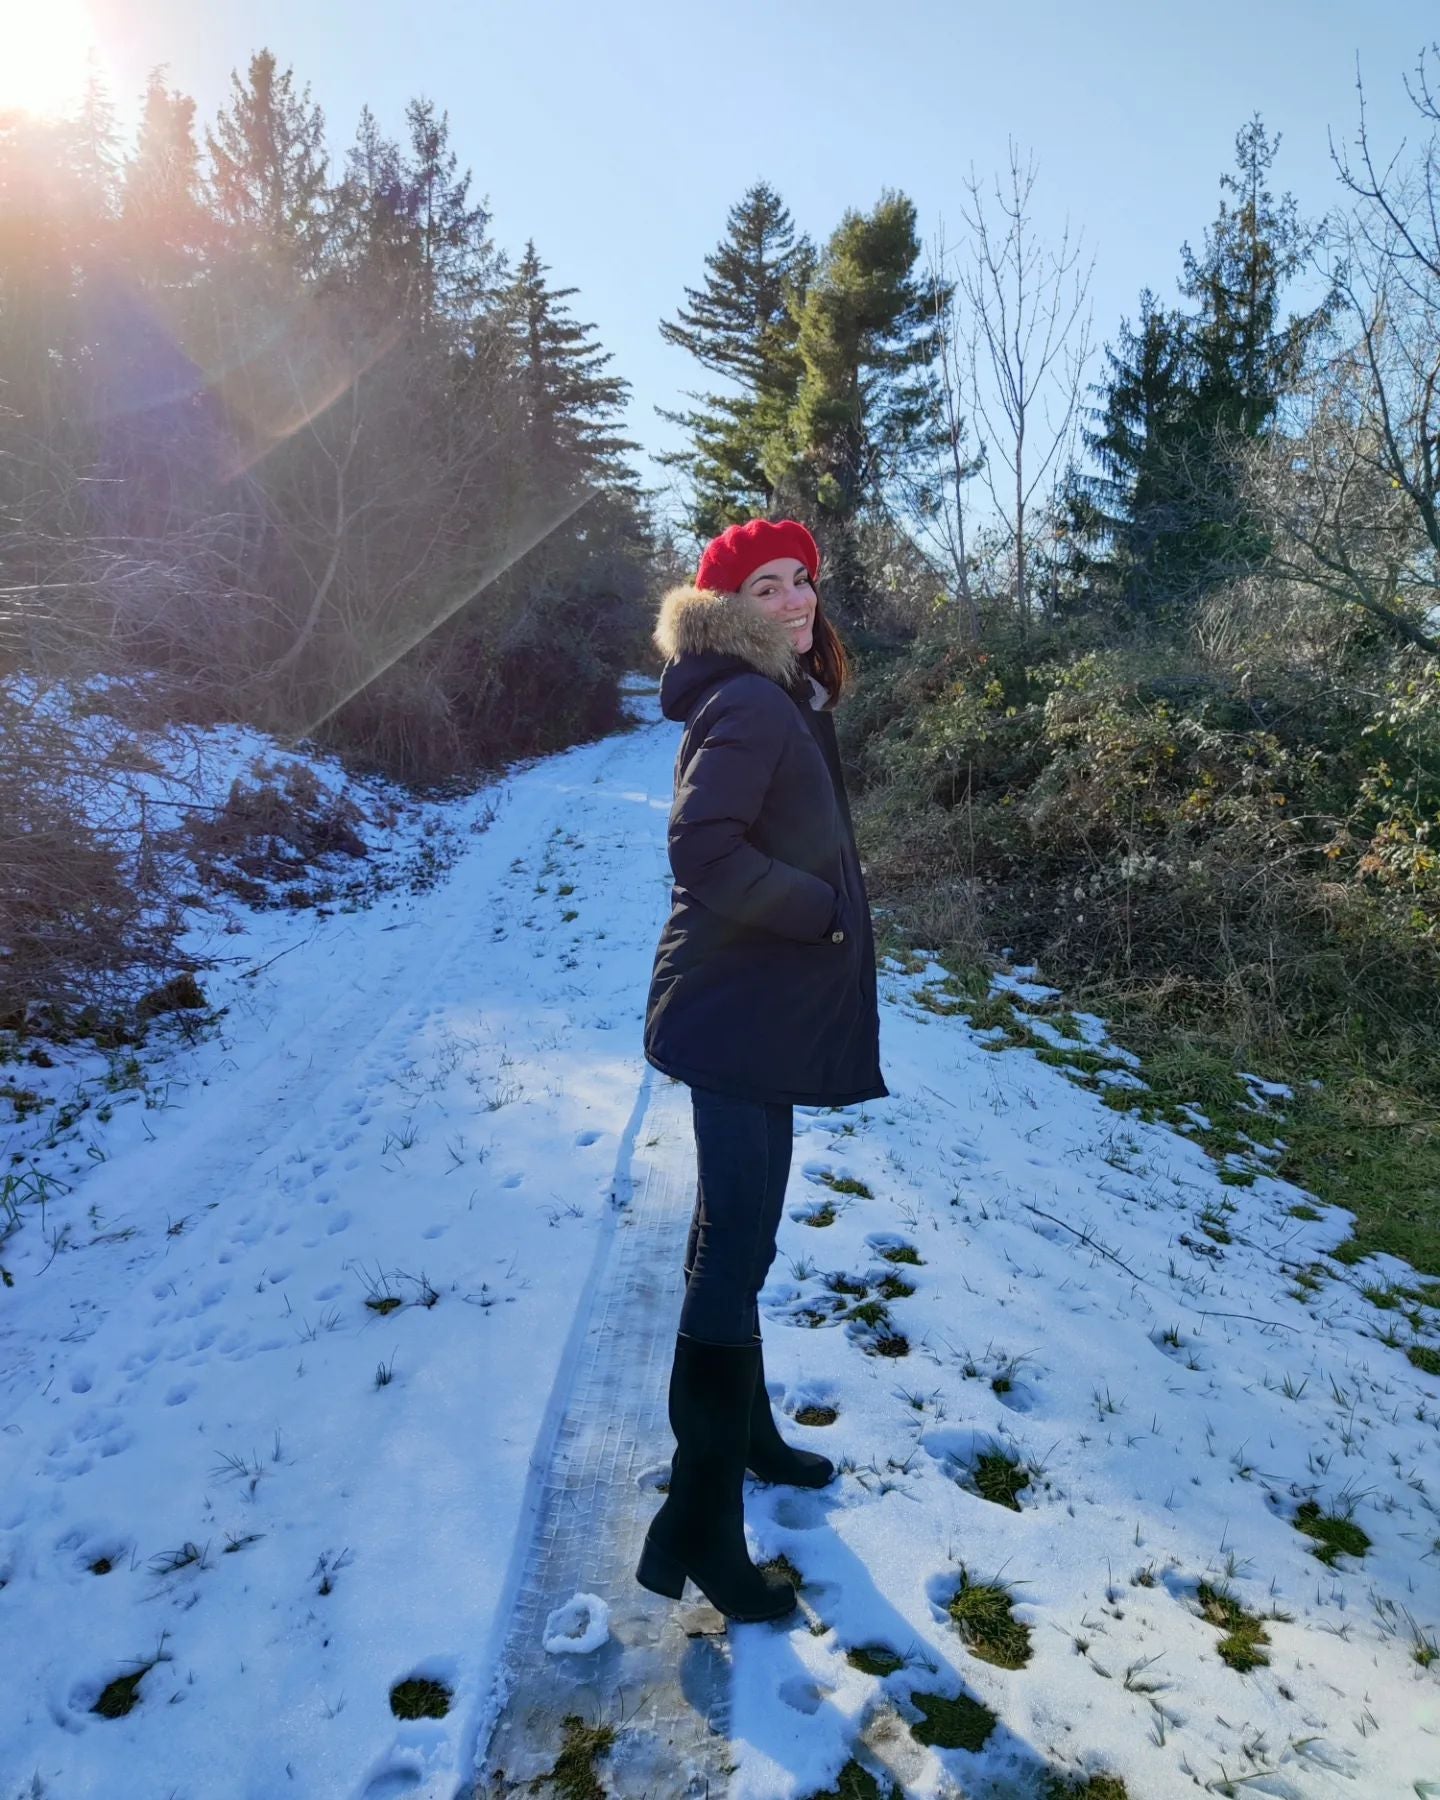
[653,583,807,721]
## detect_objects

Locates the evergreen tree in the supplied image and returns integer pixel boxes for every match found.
[120,71,208,287]
[205,50,330,273]
[66,58,122,231]
[769,189,949,618]
[332,106,418,306]
[402,97,495,330]
[499,238,641,504]
[1074,290,1195,608]
[655,180,814,533]
[1181,116,1327,439]
[1079,117,1332,612]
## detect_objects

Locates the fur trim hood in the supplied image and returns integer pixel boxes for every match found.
[652,583,801,687]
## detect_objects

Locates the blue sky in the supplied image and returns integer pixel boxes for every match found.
[79,0,1440,540]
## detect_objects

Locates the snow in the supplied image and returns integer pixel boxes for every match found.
[1,673,1438,1799]
[541,1593,610,1657]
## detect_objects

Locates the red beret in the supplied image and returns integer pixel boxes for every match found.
[695,519,820,595]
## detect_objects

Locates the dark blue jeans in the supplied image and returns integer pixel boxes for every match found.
[678,1083,795,1345]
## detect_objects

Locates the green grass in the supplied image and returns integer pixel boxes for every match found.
[1040,1774,1130,1800]
[825,1271,869,1296]
[544,1714,616,1800]
[879,1244,923,1265]
[874,1272,915,1301]
[389,1676,451,1719]
[92,1662,154,1718]
[907,1687,996,1751]
[794,1403,838,1426]
[844,1299,891,1329]
[971,1447,1031,1511]
[1293,1500,1371,1566]
[809,1759,899,1800]
[819,1172,874,1197]
[844,1643,906,1677]
[1290,1261,1330,1299]
[1198,1204,1234,1243]
[1408,1344,1440,1376]
[974,985,1440,1280]
[804,1202,838,1228]
[1170,1047,1434,1275]
[961,993,1023,1034]
[1195,1582,1273,1672]
[757,1552,803,1588]
[946,1567,1033,1668]
[1033,1045,1129,1079]
[1277,1074,1440,1275]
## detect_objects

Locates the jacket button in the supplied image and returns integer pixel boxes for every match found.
[830,928,845,943]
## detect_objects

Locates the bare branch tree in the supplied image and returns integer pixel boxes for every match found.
[897,221,982,642]
[1317,43,1440,641]
[953,140,1094,629]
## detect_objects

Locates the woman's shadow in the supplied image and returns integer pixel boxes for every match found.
[670,1482,1066,1799]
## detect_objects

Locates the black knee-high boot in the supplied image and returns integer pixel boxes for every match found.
[745,1331,836,1488]
[635,1333,797,1623]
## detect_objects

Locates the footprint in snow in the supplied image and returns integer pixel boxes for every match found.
[192,1280,230,1313]
[573,1129,602,1147]
[771,1494,827,1530]
[778,1675,832,1714]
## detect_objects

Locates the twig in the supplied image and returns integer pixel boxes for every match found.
[1018,1200,1145,1282]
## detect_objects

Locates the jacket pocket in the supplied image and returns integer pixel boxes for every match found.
[813,883,850,946]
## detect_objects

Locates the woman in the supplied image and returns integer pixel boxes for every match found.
[636,517,889,1624]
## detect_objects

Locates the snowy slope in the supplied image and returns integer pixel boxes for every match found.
[1,675,1437,1800]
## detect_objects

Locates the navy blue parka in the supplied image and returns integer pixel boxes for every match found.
[642,584,889,1108]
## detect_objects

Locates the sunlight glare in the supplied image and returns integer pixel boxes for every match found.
[0,0,106,118]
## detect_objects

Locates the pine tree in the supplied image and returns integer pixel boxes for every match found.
[1078,117,1332,612]
[205,50,330,273]
[402,98,495,330]
[120,71,208,287]
[1076,290,1196,608]
[331,106,418,306]
[770,189,949,617]
[1168,115,1332,591]
[1181,116,1327,440]
[66,58,122,233]
[499,238,641,503]
[655,180,814,533]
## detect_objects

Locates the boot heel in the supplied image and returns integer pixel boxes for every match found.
[636,1538,687,1600]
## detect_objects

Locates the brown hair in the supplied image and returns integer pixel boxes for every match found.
[804,599,849,710]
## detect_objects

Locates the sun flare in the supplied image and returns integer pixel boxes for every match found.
[0,0,108,118]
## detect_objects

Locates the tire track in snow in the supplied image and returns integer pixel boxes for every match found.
[471,1068,736,1800]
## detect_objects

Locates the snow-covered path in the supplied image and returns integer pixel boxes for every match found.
[478,1067,735,1799]
[2,676,1438,1800]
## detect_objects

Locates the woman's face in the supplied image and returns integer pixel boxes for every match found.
[741,557,816,655]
